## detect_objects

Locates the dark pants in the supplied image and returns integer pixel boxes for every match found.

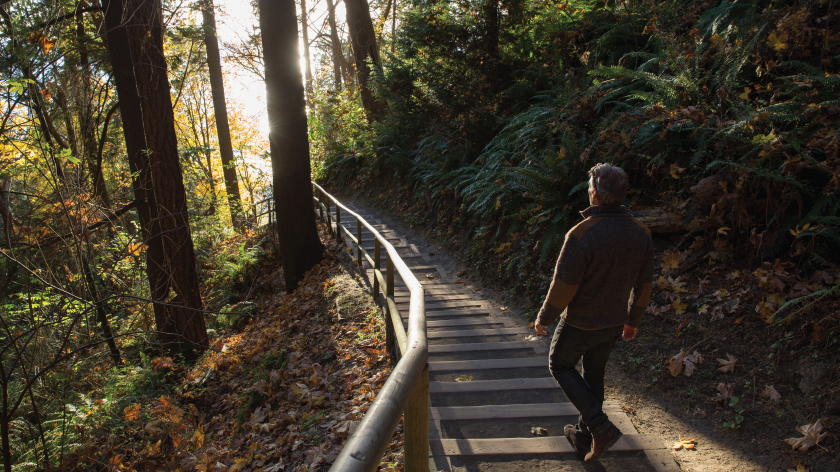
[549,319,622,442]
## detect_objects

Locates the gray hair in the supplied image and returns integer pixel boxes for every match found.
[588,163,629,206]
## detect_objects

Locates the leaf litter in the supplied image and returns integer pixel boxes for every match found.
[89,230,405,471]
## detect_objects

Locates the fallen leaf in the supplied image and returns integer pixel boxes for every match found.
[455,375,473,382]
[531,426,548,436]
[426,273,435,279]
[671,437,696,450]
[714,383,735,405]
[457,270,465,276]
[663,251,681,270]
[716,354,738,374]
[787,464,807,472]
[764,385,782,402]
[784,419,830,451]
[666,350,703,377]
[123,404,141,421]
[144,419,163,434]
[672,298,687,315]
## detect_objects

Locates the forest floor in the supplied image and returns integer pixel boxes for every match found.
[341,194,840,472]
[67,225,405,472]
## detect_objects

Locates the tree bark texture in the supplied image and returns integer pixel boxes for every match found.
[326,0,342,90]
[200,0,244,230]
[258,0,325,291]
[299,0,313,98]
[345,0,386,121]
[124,0,208,358]
[102,0,172,356]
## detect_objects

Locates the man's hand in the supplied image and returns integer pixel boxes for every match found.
[535,322,549,336]
[622,325,637,341]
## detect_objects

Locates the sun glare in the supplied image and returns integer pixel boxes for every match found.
[213,0,342,139]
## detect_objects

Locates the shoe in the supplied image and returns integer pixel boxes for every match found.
[563,424,590,460]
[584,424,623,462]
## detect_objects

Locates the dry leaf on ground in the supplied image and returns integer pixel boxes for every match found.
[671,437,696,450]
[531,426,548,436]
[714,383,735,405]
[455,375,473,382]
[716,354,738,373]
[784,418,830,451]
[666,350,703,377]
[764,386,782,402]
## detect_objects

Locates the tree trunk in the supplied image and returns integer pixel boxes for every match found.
[200,0,244,230]
[326,0,342,90]
[102,0,171,355]
[258,0,325,291]
[76,15,114,210]
[378,0,393,51]
[344,0,386,121]
[391,0,396,55]
[125,0,208,359]
[299,0,313,99]
[484,0,499,91]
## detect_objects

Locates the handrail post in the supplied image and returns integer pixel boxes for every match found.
[335,205,342,241]
[404,364,430,472]
[385,252,395,359]
[268,199,273,227]
[356,219,363,264]
[326,198,333,238]
[373,239,381,297]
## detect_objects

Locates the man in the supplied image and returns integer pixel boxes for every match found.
[534,163,654,462]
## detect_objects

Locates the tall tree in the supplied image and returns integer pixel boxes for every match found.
[103,0,185,359]
[299,0,313,98]
[258,0,324,291]
[345,0,386,120]
[124,0,208,359]
[200,0,245,230]
[326,0,342,90]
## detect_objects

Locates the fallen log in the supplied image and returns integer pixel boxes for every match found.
[629,207,685,233]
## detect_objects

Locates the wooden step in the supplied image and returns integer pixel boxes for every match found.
[430,402,621,420]
[429,356,544,372]
[395,294,475,302]
[419,318,511,329]
[423,309,500,318]
[429,377,558,393]
[398,301,488,311]
[431,434,666,456]
[429,341,546,354]
[428,327,531,339]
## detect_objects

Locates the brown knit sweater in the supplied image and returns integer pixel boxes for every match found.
[536,205,654,330]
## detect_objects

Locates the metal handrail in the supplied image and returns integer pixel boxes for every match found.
[312,182,429,472]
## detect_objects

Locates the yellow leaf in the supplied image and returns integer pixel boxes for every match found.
[662,251,681,270]
[738,87,751,101]
[717,226,730,235]
[671,437,697,450]
[191,430,205,449]
[768,30,788,52]
[673,298,687,314]
[669,163,685,179]
[455,375,473,382]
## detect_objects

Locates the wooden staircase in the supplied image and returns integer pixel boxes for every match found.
[330,203,679,472]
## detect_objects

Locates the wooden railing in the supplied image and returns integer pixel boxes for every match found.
[312,183,429,472]
[253,196,273,227]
